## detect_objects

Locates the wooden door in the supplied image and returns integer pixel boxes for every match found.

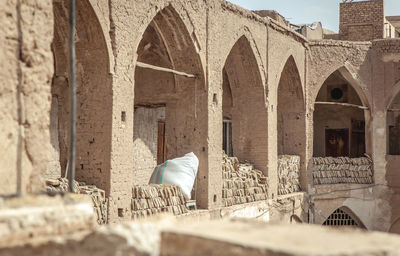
[350,119,366,157]
[325,129,349,157]
[157,120,167,164]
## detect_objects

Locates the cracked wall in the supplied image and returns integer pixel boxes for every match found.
[0,0,53,195]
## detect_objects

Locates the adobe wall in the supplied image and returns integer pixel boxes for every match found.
[0,0,53,195]
[107,0,209,222]
[209,2,268,205]
[52,0,114,199]
[105,0,309,223]
[339,0,385,41]
[0,0,314,223]
[4,0,399,230]
[306,39,400,232]
[372,39,400,232]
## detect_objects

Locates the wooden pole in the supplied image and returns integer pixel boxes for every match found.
[315,101,368,110]
[136,61,197,78]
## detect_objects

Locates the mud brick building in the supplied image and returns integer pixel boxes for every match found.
[1,0,400,234]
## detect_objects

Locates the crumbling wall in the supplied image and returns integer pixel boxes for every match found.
[46,178,108,224]
[253,10,290,27]
[131,185,188,219]
[277,155,300,195]
[0,0,53,195]
[221,155,268,207]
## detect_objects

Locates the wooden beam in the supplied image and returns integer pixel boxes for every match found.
[315,101,369,110]
[136,61,197,78]
[388,109,400,112]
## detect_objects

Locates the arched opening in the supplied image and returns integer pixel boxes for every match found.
[387,90,400,155]
[323,207,366,229]
[313,70,366,158]
[49,0,112,193]
[133,6,206,202]
[277,56,305,194]
[312,69,373,185]
[389,217,400,234]
[290,215,303,223]
[222,36,268,174]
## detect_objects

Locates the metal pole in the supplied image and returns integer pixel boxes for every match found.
[68,0,76,193]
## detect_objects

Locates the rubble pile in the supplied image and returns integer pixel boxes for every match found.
[46,178,108,224]
[312,156,373,185]
[278,155,301,195]
[131,184,188,219]
[222,154,268,207]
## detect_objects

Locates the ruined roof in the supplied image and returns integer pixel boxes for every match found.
[252,10,290,27]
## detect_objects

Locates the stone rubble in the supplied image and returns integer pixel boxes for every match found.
[131,185,188,219]
[222,154,269,207]
[312,156,373,185]
[278,155,301,195]
[45,178,108,224]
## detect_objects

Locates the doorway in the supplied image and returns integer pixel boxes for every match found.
[325,129,349,157]
[157,120,167,164]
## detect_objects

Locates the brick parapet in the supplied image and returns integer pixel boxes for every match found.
[372,39,400,54]
[220,0,309,46]
[339,0,385,41]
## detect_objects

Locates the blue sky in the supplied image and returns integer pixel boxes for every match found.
[227,0,400,32]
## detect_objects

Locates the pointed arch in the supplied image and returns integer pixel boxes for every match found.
[313,66,370,158]
[276,52,305,101]
[51,0,113,194]
[133,5,207,207]
[221,27,267,103]
[222,35,269,175]
[277,55,306,192]
[313,66,370,109]
[389,217,400,233]
[323,207,366,229]
[386,80,400,155]
[133,3,206,80]
[387,80,400,110]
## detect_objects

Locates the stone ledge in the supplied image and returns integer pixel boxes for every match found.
[161,220,400,256]
[309,39,372,48]
[0,194,96,248]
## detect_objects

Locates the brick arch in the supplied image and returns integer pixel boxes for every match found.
[133,5,208,207]
[275,51,305,100]
[132,2,205,75]
[221,27,267,102]
[312,65,372,157]
[386,80,400,155]
[221,26,266,85]
[323,206,367,229]
[277,55,306,189]
[290,214,303,223]
[312,66,370,109]
[389,217,400,234]
[222,35,269,176]
[51,0,112,194]
[386,80,400,111]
